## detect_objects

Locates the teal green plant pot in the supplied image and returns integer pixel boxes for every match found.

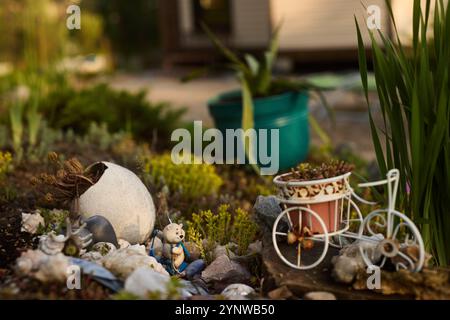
[208,90,310,172]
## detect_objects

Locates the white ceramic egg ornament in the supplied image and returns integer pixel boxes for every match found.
[77,162,155,244]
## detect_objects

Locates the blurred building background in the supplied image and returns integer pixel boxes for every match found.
[159,0,416,69]
[0,0,419,71]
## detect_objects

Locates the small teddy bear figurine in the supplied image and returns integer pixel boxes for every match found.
[155,222,190,275]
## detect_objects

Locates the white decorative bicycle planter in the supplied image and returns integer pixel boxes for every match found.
[272,169,425,272]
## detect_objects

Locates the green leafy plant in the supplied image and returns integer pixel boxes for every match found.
[75,122,126,151]
[36,209,69,235]
[231,207,259,256]
[9,100,24,160]
[39,83,186,149]
[0,151,12,180]
[187,204,258,261]
[184,23,333,170]
[142,153,223,201]
[356,0,450,265]
[0,71,65,162]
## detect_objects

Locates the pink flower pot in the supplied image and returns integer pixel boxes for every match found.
[273,172,351,234]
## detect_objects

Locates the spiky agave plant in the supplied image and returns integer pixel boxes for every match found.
[356,0,450,265]
[183,23,333,173]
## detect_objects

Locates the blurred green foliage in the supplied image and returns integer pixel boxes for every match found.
[187,204,258,262]
[38,83,186,147]
[0,0,158,70]
[142,153,223,201]
[87,0,160,66]
[0,0,66,67]
[0,151,12,181]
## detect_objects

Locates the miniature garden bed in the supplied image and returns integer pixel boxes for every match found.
[2,134,449,300]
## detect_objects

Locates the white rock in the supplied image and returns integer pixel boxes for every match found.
[125,267,190,299]
[304,291,336,300]
[247,240,262,255]
[21,211,45,234]
[101,245,168,279]
[15,249,69,283]
[78,162,155,244]
[221,284,255,299]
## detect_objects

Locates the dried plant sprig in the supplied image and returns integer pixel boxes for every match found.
[33,152,105,208]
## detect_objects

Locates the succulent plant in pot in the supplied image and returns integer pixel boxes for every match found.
[183,23,332,172]
[273,160,354,233]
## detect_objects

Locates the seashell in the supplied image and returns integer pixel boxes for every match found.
[15,249,69,283]
[91,242,117,256]
[69,223,93,251]
[39,233,66,255]
[38,217,94,256]
[21,211,45,234]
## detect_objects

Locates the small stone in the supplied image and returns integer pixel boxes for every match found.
[303,291,336,300]
[253,196,282,229]
[183,278,209,296]
[201,255,251,291]
[221,283,255,299]
[247,240,262,255]
[184,241,201,261]
[213,244,236,260]
[267,286,294,300]
[185,259,206,279]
